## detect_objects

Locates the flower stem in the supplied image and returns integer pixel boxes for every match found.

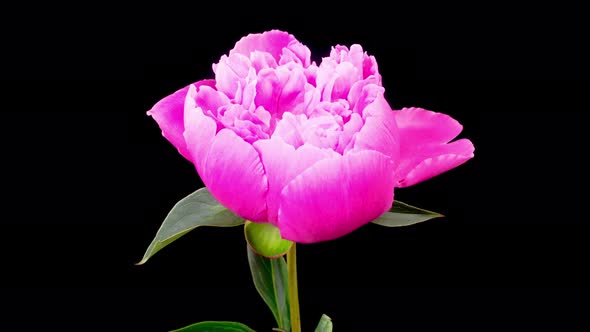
[287,244,301,332]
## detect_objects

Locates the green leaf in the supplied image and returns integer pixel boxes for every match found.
[314,314,333,332]
[138,187,244,265]
[244,221,293,258]
[372,200,443,227]
[172,321,256,332]
[247,246,290,331]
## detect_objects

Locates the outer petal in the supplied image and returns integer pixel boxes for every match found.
[147,80,214,159]
[184,91,268,221]
[394,107,463,145]
[183,85,217,170]
[278,150,395,243]
[230,30,311,66]
[254,137,333,225]
[393,107,474,187]
[395,139,474,187]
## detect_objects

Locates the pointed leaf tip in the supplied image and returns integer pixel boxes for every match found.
[138,187,244,264]
[172,321,256,331]
[371,200,443,227]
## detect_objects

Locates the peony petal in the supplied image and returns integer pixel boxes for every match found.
[304,63,318,86]
[250,50,278,72]
[279,48,303,66]
[278,150,395,243]
[254,68,280,114]
[255,66,307,117]
[185,95,268,221]
[363,54,380,81]
[300,115,341,150]
[183,85,217,171]
[278,67,307,115]
[316,57,337,100]
[328,44,380,82]
[347,45,365,77]
[337,112,363,154]
[147,80,214,159]
[331,62,357,100]
[316,60,358,102]
[330,45,350,62]
[193,85,231,120]
[352,82,384,115]
[230,30,310,66]
[393,107,474,187]
[347,75,380,111]
[395,138,474,188]
[353,90,400,161]
[281,39,312,67]
[394,107,463,145]
[214,53,251,100]
[272,112,306,148]
[253,137,333,224]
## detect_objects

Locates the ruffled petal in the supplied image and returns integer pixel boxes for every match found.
[230,30,310,66]
[278,150,395,243]
[280,39,312,67]
[337,112,363,154]
[214,53,251,100]
[253,137,333,224]
[194,85,231,119]
[272,112,306,148]
[362,54,380,81]
[353,89,400,161]
[393,107,474,187]
[255,66,307,116]
[250,50,278,72]
[316,60,357,102]
[347,75,380,111]
[147,80,214,159]
[330,62,357,100]
[254,68,281,114]
[278,67,307,114]
[328,44,380,83]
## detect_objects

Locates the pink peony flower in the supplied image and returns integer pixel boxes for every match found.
[148,30,474,243]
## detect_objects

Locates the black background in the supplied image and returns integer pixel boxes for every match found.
[3,3,589,331]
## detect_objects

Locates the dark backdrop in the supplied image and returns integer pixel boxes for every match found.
[3,3,588,331]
